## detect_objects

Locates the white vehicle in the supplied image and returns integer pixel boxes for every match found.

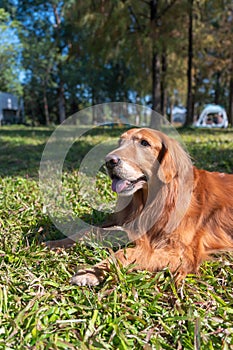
[195,104,228,128]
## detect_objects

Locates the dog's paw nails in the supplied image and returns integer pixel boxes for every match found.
[70,270,102,286]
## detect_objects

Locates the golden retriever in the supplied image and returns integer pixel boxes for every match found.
[52,128,233,286]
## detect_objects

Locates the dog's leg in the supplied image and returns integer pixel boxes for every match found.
[45,227,105,249]
[70,247,137,286]
[45,224,122,250]
[45,236,77,249]
[45,231,89,249]
[70,244,196,286]
[71,248,140,286]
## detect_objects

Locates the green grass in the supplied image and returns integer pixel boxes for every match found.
[0,125,233,349]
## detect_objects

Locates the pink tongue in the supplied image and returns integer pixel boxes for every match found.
[112,178,130,193]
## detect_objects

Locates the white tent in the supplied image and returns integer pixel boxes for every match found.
[194,104,228,128]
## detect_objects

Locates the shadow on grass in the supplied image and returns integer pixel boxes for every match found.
[177,125,233,135]
[0,127,52,178]
[190,146,233,172]
[0,126,126,178]
[180,127,233,172]
[26,210,120,249]
[0,125,232,178]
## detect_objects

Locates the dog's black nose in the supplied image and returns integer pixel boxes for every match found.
[105,154,121,169]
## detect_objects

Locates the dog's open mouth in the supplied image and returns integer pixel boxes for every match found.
[111,175,147,194]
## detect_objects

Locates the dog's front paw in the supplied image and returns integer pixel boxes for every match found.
[70,268,105,286]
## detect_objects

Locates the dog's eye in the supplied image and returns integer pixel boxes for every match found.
[140,139,150,147]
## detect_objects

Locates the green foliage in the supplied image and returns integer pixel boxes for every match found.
[0,126,233,348]
[0,8,23,95]
[2,1,233,124]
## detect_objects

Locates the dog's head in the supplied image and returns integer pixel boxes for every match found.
[105,128,179,197]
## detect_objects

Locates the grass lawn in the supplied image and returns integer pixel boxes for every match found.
[0,125,233,349]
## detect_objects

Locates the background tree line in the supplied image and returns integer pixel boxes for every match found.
[1,0,232,125]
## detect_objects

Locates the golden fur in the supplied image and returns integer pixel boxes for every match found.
[50,128,233,286]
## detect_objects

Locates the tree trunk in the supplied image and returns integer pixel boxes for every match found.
[169,98,173,123]
[150,51,162,128]
[92,88,97,124]
[58,80,66,124]
[52,3,66,124]
[185,0,194,126]
[160,50,167,116]
[214,72,221,105]
[151,51,160,112]
[150,0,161,128]
[43,89,50,125]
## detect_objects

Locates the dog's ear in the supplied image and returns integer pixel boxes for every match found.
[157,142,177,183]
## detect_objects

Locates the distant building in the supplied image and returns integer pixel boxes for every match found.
[0,92,24,125]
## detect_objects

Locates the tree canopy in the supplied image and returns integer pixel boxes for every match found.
[0,8,22,95]
[1,0,233,125]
